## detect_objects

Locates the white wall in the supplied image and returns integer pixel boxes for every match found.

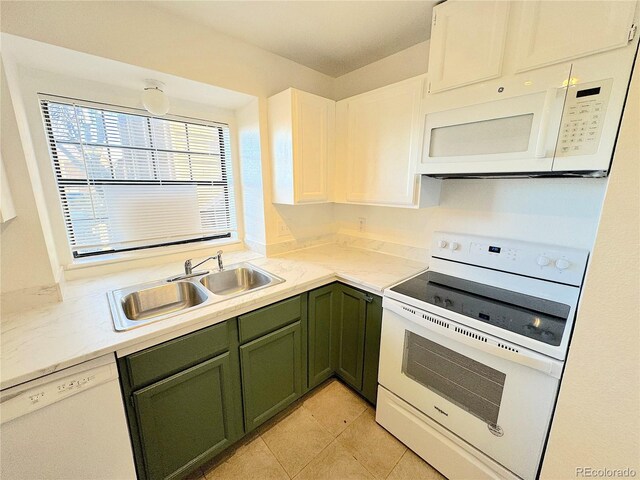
[334,40,430,99]
[540,58,640,479]
[237,99,267,252]
[0,66,60,302]
[0,1,335,100]
[335,177,607,256]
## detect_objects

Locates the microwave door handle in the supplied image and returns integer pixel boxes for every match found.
[534,88,559,158]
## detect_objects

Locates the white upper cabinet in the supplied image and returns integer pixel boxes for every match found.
[427,0,510,93]
[1,153,16,224]
[335,76,440,208]
[426,1,638,95]
[268,88,334,205]
[514,1,638,73]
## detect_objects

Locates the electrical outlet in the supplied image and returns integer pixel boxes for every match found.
[278,221,291,237]
[358,217,366,233]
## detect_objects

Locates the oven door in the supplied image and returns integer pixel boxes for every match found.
[378,298,562,480]
[418,64,571,176]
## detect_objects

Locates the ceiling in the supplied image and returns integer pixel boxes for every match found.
[150,1,437,77]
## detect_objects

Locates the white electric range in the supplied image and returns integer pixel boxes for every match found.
[376,232,589,480]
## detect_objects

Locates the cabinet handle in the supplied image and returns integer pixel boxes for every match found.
[364,294,374,303]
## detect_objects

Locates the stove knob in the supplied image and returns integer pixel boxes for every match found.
[524,324,536,333]
[555,259,571,270]
[449,242,459,251]
[444,299,453,308]
[537,256,551,267]
[438,240,448,249]
[433,296,442,304]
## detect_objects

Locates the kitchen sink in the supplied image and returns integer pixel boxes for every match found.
[200,263,283,296]
[108,263,284,331]
[109,280,211,331]
[121,282,208,321]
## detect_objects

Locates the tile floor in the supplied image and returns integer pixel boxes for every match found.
[187,379,447,480]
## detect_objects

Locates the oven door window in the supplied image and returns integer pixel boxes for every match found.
[402,331,506,425]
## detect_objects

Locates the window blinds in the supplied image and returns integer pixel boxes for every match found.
[40,96,236,257]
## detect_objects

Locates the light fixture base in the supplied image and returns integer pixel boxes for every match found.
[142,79,170,116]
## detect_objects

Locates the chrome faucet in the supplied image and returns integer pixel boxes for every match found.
[167,250,224,282]
[184,250,224,275]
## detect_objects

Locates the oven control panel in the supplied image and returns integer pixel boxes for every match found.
[557,79,612,157]
[432,232,589,286]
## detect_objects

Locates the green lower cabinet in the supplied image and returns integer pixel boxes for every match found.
[240,321,303,432]
[332,284,368,391]
[133,352,243,480]
[308,285,336,389]
[362,293,383,405]
[119,286,383,480]
[308,283,383,404]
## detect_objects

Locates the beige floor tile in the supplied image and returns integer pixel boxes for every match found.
[337,407,407,479]
[303,380,368,436]
[387,449,447,480]
[293,440,374,480]
[304,378,336,400]
[203,437,289,480]
[262,406,334,477]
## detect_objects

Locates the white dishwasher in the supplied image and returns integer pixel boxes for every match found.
[1,354,136,480]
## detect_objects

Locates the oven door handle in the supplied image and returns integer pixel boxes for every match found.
[384,298,564,379]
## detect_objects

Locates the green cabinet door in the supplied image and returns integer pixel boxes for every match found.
[308,285,336,389]
[362,293,383,405]
[240,321,303,432]
[332,284,367,391]
[133,352,242,480]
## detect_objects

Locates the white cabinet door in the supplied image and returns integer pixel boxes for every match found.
[268,88,334,205]
[293,90,334,203]
[339,76,430,207]
[427,0,510,93]
[514,1,637,73]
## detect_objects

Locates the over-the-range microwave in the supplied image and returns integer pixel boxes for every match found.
[418,40,639,178]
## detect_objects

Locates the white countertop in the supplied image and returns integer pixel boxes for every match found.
[0,244,426,390]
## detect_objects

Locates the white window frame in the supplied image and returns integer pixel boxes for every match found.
[10,65,244,271]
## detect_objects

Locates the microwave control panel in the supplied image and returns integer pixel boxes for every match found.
[557,79,612,157]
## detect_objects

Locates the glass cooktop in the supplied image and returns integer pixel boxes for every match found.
[390,271,570,346]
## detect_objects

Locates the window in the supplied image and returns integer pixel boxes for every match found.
[40,96,237,258]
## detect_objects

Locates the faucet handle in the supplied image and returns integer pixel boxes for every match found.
[184,259,193,275]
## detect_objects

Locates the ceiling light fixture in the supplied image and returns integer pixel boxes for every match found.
[142,80,170,116]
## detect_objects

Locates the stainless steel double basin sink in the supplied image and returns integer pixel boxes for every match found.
[108,263,285,331]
